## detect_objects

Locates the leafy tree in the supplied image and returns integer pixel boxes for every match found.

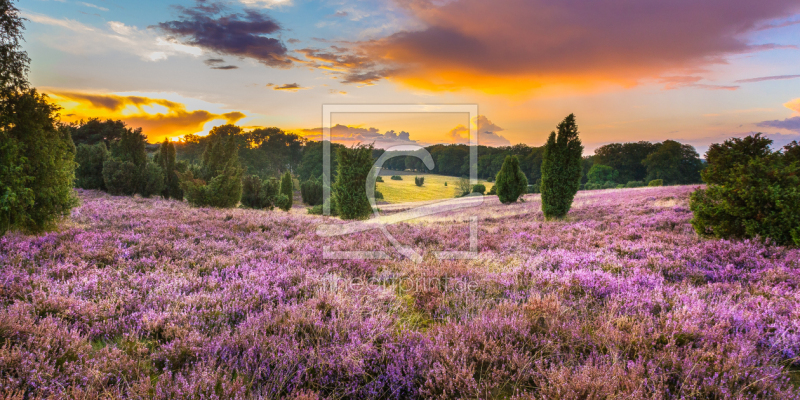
[472,183,486,194]
[241,175,272,209]
[102,159,140,196]
[75,142,108,190]
[155,139,182,200]
[179,136,243,208]
[456,176,472,197]
[110,127,148,167]
[280,171,294,210]
[593,141,659,183]
[541,114,583,218]
[495,155,528,203]
[642,140,703,184]
[332,144,374,220]
[690,134,800,246]
[69,118,130,147]
[300,177,323,206]
[414,176,424,186]
[139,162,165,198]
[587,164,618,184]
[648,179,663,187]
[0,0,78,235]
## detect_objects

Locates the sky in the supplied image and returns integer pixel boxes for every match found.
[20,0,800,154]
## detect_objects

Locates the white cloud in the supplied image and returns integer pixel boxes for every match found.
[79,2,108,12]
[448,115,511,147]
[238,0,292,8]
[23,11,202,61]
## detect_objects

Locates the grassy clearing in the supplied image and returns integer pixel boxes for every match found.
[377,173,494,203]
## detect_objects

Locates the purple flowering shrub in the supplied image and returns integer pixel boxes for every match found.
[1,186,799,398]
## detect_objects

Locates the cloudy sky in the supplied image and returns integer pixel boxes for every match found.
[21,0,800,153]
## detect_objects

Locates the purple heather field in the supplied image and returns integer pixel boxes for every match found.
[1,186,800,399]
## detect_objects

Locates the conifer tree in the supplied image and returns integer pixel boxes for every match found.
[280,170,294,210]
[494,155,528,203]
[541,114,584,219]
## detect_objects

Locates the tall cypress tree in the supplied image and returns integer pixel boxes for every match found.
[280,170,294,210]
[158,139,181,200]
[541,114,583,219]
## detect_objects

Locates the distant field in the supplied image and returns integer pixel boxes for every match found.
[376,172,494,203]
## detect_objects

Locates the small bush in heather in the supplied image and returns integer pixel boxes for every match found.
[376,176,384,182]
[472,183,486,194]
[139,161,165,198]
[602,181,616,189]
[690,134,800,246]
[390,175,402,180]
[456,176,472,197]
[102,158,140,195]
[275,193,291,212]
[415,176,425,186]
[280,171,294,209]
[541,114,583,218]
[495,155,528,204]
[648,179,663,187]
[487,185,497,195]
[300,177,323,206]
[75,142,108,190]
[179,136,243,208]
[527,183,540,194]
[616,183,625,189]
[308,196,339,216]
[332,144,374,220]
[242,175,265,208]
[626,181,645,188]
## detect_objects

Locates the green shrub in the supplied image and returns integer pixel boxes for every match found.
[690,134,800,246]
[527,183,540,194]
[376,176,384,182]
[648,179,663,187]
[156,140,182,200]
[179,136,242,208]
[616,183,625,189]
[374,190,384,200]
[472,183,486,194]
[625,181,645,188]
[414,176,424,186]
[587,164,618,185]
[300,177,323,206]
[139,161,165,198]
[75,142,108,190]
[241,175,273,209]
[444,182,447,186]
[103,158,140,196]
[279,171,294,210]
[602,181,616,189]
[1,91,78,235]
[495,155,528,204]
[456,176,472,197]
[308,196,339,216]
[332,144,374,220]
[541,114,583,218]
[275,193,291,211]
[390,175,402,180]
[487,185,497,195]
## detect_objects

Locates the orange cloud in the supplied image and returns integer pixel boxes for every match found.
[345,0,800,94]
[785,98,800,114]
[48,91,245,142]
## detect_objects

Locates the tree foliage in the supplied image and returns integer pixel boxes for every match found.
[541,114,583,218]
[332,144,374,220]
[495,156,528,204]
[75,142,108,190]
[280,171,294,210]
[156,139,181,200]
[587,164,618,184]
[414,176,424,186]
[1,1,77,235]
[642,140,703,184]
[690,134,800,246]
[300,177,323,206]
[179,136,242,208]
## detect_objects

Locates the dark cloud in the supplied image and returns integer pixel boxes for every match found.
[287,38,300,44]
[273,83,308,91]
[333,11,348,17]
[735,74,800,83]
[155,2,291,68]
[757,117,800,132]
[346,0,800,92]
[203,58,239,69]
[295,47,393,85]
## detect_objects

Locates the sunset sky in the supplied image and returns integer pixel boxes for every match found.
[21,0,800,153]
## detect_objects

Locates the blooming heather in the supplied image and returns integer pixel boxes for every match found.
[1,186,799,398]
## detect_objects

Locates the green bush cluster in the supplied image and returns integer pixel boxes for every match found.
[495,155,528,203]
[625,181,645,188]
[241,175,280,210]
[74,142,108,190]
[390,175,402,180]
[472,183,486,194]
[541,114,583,218]
[279,171,294,210]
[414,176,425,186]
[690,134,800,246]
[376,176,384,182]
[300,177,323,206]
[648,179,663,187]
[332,144,374,220]
[179,136,243,208]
